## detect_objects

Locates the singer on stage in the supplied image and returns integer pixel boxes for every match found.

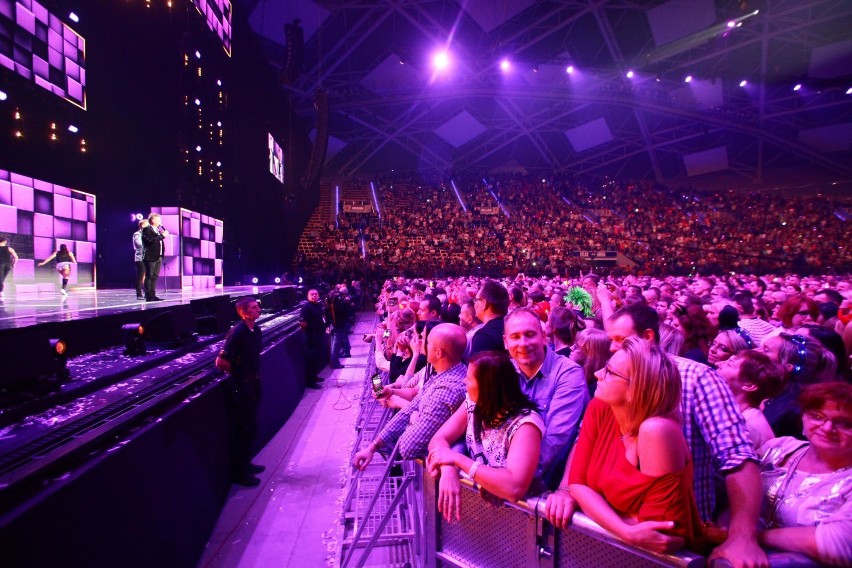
[141,212,168,302]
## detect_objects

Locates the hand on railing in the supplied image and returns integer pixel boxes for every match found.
[437,466,462,523]
[620,520,685,555]
[544,489,577,529]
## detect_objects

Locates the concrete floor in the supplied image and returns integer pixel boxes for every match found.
[199,313,376,568]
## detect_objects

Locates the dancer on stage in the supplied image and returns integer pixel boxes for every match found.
[38,243,76,296]
[132,219,148,300]
[0,236,19,300]
[141,212,168,301]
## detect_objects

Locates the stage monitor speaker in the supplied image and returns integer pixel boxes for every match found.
[0,330,65,390]
[143,305,198,346]
[190,295,234,334]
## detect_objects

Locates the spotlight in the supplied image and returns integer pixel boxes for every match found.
[251,277,259,284]
[684,75,693,83]
[68,124,78,133]
[195,145,201,152]
[433,51,449,71]
[566,65,574,74]
[216,161,221,167]
[727,20,736,28]
[793,84,801,91]
[847,87,852,95]
[274,277,281,284]
[626,70,634,78]
[50,339,70,380]
[298,277,304,284]
[194,98,201,105]
[122,323,146,356]
[69,12,79,23]
[0,90,7,101]
[500,59,511,72]
[216,121,222,127]
[739,80,747,87]
[216,79,222,86]
[195,50,201,59]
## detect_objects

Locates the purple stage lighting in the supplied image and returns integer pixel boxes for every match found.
[739,80,748,87]
[69,12,79,22]
[727,20,736,28]
[68,125,78,133]
[847,87,852,95]
[500,59,511,72]
[626,70,634,79]
[0,90,6,101]
[566,65,574,74]
[433,51,449,71]
[793,84,802,91]
[685,75,693,83]
[194,98,201,106]
[274,277,281,284]
[251,277,259,284]
[195,145,202,152]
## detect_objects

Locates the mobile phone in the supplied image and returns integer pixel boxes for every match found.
[383,329,391,338]
[371,373,384,396]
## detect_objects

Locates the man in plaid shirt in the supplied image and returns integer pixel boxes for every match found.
[546,304,767,568]
[353,324,468,468]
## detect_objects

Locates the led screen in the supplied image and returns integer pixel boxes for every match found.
[149,206,223,290]
[268,133,284,184]
[0,168,96,289]
[0,0,86,109]
[193,0,232,57]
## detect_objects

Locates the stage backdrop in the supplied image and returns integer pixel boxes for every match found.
[149,207,223,291]
[0,168,96,291]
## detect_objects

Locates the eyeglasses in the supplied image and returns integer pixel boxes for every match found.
[804,410,852,434]
[603,366,631,383]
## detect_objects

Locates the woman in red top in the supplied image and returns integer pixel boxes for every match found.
[568,336,703,553]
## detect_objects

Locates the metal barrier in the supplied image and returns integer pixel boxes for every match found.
[424,472,706,568]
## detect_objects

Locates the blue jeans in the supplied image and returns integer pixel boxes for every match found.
[332,325,351,358]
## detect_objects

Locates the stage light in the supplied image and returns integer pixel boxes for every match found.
[194,98,201,106]
[500,59,511,72]
[216,79,222,86]
[298,277,303,284]
[566,65,574,74]
[69,12,79,22]
[626,70,634,79]
[793,84,801,91]
[50,338,70,380]
[684,75,692,83]
[0,90,7,101]
[727,20,736,28]
[195,145,201,152]
[433,51,449,71]
[195,51,201,59]
[274,277,281,284]
[216,121,222,127]
[847,87,852,95]
[68,125,78,133]
[122,324,146,356]
[51,338,67,356]
[14,131,22,138]
[739,80,747,87]
[251,277,259,284]
[216,161,221,167]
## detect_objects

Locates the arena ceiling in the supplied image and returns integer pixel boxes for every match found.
[238,0,852,189]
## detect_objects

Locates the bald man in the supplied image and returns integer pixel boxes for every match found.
[353,323,468,468]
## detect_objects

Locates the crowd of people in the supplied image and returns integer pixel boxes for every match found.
[353,272,851,566]
[297,174,851,278]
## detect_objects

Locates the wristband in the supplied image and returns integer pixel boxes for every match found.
[468,461,481,481]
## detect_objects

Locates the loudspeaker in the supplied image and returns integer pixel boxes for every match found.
[143,305,197,345]
[190,295,234,334]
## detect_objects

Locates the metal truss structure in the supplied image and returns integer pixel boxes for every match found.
[239,0,852,188]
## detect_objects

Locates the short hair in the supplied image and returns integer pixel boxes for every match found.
[752,278,767,293]
[421,295,442,317]
[815,289,844,304]
[508,285,524,305]
[505,306,545,328]
[736,351,785,407]
[818,302,839,320]
[611,304,660,343]
[469,351,538,428]
[582,273,600,286]
[479,280,510,316]
[147,212,161,223]
[776,294,819,328]
[732,292,755,315]
[0,236,8,244]
[235,296,258,315]
[548,307,584,345]
[797,381,852,416]
[620,337,682,436]
[440,303,461,325]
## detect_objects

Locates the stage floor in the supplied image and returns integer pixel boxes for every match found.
[0,286,281,331]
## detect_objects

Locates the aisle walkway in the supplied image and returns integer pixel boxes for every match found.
[199,313,376,568]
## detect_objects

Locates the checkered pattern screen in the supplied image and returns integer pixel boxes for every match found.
[193,0,231,56]
[0,168,96,287]
[150,206,223,289]
[0,0,86,109]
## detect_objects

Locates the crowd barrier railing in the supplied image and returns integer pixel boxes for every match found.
[422,470,705,568]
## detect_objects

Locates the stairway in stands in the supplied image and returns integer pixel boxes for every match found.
[296,181,335,263]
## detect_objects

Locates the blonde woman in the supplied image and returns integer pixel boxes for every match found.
[566,337,703,553]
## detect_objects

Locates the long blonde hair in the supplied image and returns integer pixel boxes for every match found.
[621,336,682,436]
